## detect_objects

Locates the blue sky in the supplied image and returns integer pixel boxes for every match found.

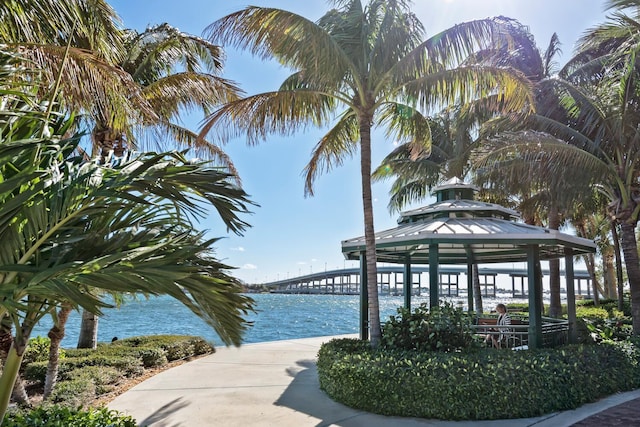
[108,0,606,284]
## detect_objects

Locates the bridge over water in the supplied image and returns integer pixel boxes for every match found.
[262,266,593,299]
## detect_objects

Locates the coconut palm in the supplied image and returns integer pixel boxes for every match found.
[0,51,255,419]
[476,0,640,331]
[201,0,533,346]
[0,0,155,133]
[75,22,245,348]
[90,23,242,169]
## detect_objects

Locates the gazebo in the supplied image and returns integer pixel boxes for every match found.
[341,178,597,349]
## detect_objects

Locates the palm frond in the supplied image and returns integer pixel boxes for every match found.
[303,111,359,196]
[205,7,354,88]
[199,90,335,144]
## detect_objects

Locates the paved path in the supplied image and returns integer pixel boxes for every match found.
[108,335,640,426]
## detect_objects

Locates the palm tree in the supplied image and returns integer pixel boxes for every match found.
[0,51,256,420]
[478,0,640,331]
[201,0,533,346]
[90,23,242,168]
[0,0,156,133]
[76,22,245,348]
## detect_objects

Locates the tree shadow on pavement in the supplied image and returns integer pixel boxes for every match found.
[274,359,367,427]
[137,397,190,427]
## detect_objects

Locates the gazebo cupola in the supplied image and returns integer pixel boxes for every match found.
[399,177,519,224]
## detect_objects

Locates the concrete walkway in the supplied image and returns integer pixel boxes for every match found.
[108,335,640,426]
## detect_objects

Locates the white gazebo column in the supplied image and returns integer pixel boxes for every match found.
[527,245,543,349]
[565,248,577,344]
[359,251,368,340]
[429,244,439,308]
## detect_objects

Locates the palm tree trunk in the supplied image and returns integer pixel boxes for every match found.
[472,264,483,314]
[44,304,72,399]
[0,333,29,424]
[611,220,625,310]
[583,253,601,305]
[548,204,561,317]
[602,246,617,299]
[620,222,640,334]
[0,318,30,407]
[359,118,380,347]
[77,309,98,349]
[11,376,30,408]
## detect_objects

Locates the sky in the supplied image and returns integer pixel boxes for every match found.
[107,0,607,284]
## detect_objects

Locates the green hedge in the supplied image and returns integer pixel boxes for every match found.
[1,406,135,427]
[317,338,640,420]
[21,334,215,409]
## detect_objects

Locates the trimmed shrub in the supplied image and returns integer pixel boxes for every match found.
[110,335,214,361]
[24,355,143,383]
[1,406,136,427]
[576,306,609,320]
[139,348,168,368]
[317,338,640,421]
[64,366,124,395]
[381,302,477,352]
[48,377,96,407]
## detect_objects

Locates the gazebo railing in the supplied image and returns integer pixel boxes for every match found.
[471,316,569,348]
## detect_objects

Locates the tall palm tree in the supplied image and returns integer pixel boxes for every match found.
[75,22,245,348]
[90,23,242,169]
[480,0,640,331]
[0,0,155,133]
[201,0,533,346]
[0,51,256,420]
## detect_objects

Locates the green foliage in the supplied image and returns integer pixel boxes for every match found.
[576,306,609,320]
[110,335,214,360]
[21,334,214,409]
[380,302,477,352]
[139,348,168,368]
[64,366,123,395]
[317,338,640,420]
[1,406,136,427]
[23,356,143,383]
[22,337,65,366]
[505,303,528,313]
[49,378,96,408]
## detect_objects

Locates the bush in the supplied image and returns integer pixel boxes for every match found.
[110,335,214,361]
[139,348,168,368]
[1,406,136,427]
[48,377,96,407]
[19,334,215,410]
[381,302,477,352]
[23,355,143,383]
[576,306,609,320]
[64,366,124,395]
[22,336,54,366]
[317,338,640,420]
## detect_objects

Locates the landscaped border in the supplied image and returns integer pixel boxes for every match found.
[317,338,640,420]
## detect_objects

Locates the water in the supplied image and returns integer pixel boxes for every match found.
[31,293,527,349]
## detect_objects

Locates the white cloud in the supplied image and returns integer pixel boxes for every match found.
[297,261,307,265]
[241,263,257,270]
[231,246,245,252]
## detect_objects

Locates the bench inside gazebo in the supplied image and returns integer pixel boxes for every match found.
[341,178,596,349]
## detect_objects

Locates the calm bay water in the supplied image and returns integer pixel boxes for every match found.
[31,293,526,348]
